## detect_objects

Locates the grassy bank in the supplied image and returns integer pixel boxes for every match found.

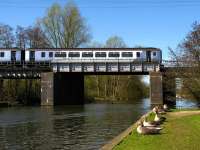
[114,110,200,150]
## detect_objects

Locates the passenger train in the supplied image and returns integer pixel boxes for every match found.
[0,48,162,63]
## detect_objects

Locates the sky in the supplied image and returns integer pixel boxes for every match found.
[0,0,200,60]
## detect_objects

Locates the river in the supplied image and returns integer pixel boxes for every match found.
[0,98,198,150]
[0,98,150,150]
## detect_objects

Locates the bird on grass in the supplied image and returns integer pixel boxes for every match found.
[143,116,161,127]
[152,106,166,115]
[137,121,162,135]
[154,113,166,123]
[163,104,169,112]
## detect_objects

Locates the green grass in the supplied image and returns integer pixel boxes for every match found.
[114,112,200,150]
[170,108,199,112]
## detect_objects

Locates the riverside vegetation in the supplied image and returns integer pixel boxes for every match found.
[0,75,149,106]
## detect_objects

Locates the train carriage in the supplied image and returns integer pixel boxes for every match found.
[0,48,22,62]
[25,47,162,63]
[0,47,162,64]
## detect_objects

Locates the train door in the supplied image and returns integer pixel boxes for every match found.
[21,50,25,62]
[30,51,35,61]
[146,51,151,62]
[11,51,16,61]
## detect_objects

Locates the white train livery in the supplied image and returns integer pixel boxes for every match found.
[0,48,162,63]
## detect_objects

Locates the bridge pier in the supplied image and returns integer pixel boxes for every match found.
[41,72,54,106]
[41,72,84,106]
[150,72,163,105]
[150,71,176,106]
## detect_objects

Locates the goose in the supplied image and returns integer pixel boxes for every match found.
[152,106,166,115]
[154,113,166,123]
[153,106,166,114]
[163,104,169,111]
[143,117,161,127]
[137,121,162,135]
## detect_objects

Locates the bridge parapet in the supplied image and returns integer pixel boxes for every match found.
[0,61,51,79]
[52,59,160,73]
[162,60,193,68]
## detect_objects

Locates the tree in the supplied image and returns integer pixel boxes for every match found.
[16,26,28,49]
[26,26,49,48]
[105,36,127,48]
[38,2,90,48]
[16,26,49,49]
[170,21,200,100]
[0,24,14,48]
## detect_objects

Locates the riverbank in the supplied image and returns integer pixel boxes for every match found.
[112,110,200,150]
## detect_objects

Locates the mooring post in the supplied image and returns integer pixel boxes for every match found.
[41,72,54,106]
[150,72,163,106]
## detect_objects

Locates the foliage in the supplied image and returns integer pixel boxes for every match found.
[85,75,148,101]
[38,2,91,48]
[0,79,40,105]
[0,24,14,48]
[16,25,49,49]
[105,36,127,48]
[170,22,200,101]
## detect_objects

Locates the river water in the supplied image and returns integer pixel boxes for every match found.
[0,98,150,150]
[0,98,198,150]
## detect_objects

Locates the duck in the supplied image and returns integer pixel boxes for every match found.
[152,106,166,115]
[143,117,161,127]
[137,121,162,135]
[154,113,166,123]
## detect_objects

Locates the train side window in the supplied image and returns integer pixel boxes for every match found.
[122,52,133,57]
[95,52,106,57]
[68,52,80,57]
[82,52,93,57]
[55,52,66,57]
[109,52,120,57]
[153,52,157,56]
[136,52,140,58]
[41,52,45,57]
[0,52,4,57]
[49,52,53,57]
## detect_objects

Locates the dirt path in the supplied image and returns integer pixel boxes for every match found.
[168,110,200,118]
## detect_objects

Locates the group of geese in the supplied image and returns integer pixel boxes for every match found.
[137,104,168,135]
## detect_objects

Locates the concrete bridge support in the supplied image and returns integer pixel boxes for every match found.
[41,72,84,106]
[150,72,163,105]
[41,72,54,106]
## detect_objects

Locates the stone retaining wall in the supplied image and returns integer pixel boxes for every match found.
[101,111,152,150]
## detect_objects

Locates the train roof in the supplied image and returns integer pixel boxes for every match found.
[26,47,161,51]
[0,47,161,51]
[0,48,21,51]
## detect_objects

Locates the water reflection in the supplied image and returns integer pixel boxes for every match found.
[176,98,200,109]
[0,98,150,150]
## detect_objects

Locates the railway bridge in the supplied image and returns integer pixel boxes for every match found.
[0,58,179,106]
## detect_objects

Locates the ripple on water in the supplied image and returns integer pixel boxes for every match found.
[0,100,153,150]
